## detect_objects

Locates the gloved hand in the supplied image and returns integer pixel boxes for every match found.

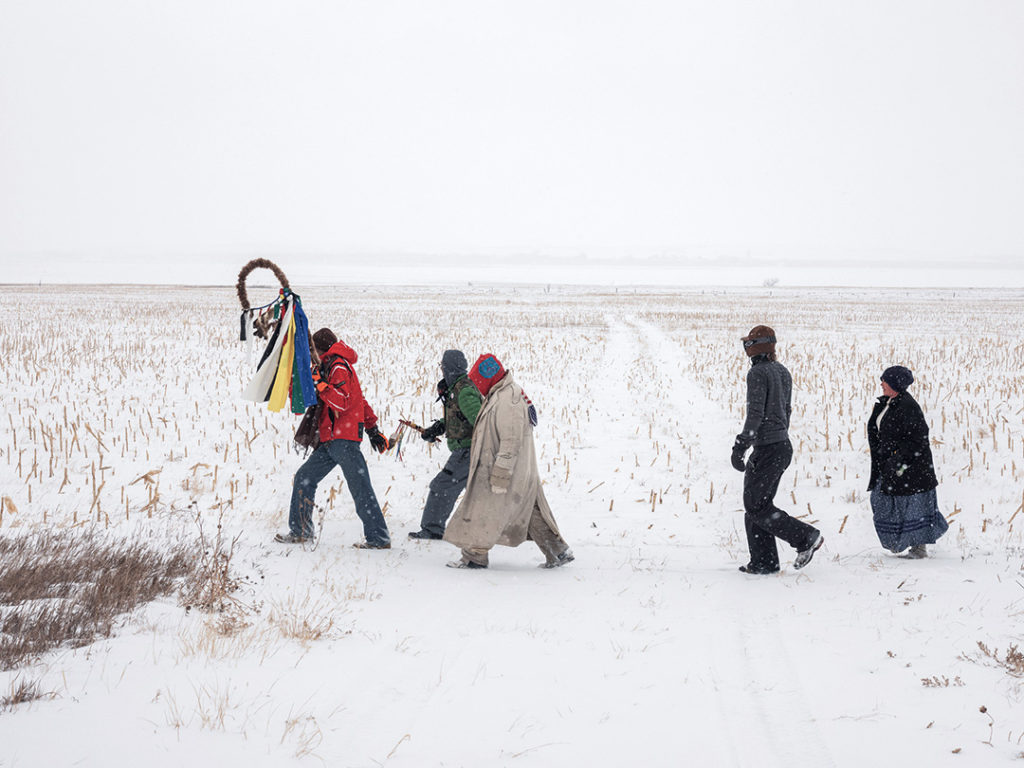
[730,442,747,472]
[312,366,328,394]
[435,378,449,403]
[421,420,445,443]
[366,426,389,454]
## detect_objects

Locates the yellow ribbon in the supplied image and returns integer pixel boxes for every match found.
[267,314,297,413]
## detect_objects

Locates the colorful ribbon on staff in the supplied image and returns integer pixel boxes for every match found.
[241,289,317,414]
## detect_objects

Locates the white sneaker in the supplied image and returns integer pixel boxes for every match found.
[793,534,823,570]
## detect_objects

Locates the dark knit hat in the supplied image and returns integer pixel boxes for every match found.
[741,325,777,357]
[881,365,914,393]
[440,349,468,387]
[312,327,338,354]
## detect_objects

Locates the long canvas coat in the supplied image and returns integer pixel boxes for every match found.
[443,373,560,550]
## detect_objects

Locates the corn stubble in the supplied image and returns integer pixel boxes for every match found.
[1,284,1023,680]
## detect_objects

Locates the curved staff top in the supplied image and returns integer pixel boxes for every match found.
[236,259,316,415]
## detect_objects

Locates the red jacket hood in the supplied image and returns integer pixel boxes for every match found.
[469,353,506,397]
[324,339,358,365]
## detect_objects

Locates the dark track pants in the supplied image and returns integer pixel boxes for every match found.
[743,440,819,571]
[418,447,471,536]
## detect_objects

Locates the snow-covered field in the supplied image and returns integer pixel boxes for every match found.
[2,283,1024,766]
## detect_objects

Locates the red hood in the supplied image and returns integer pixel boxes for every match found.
[469,353,506,396]
[324,339,358,365]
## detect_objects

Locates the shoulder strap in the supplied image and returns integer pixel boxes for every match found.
[321,353,352,380]
[451,376,469,398]
[318,354,356,428]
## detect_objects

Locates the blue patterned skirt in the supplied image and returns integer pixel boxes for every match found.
[870,488,949,553]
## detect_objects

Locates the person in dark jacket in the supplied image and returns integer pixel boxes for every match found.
[730,326,823,574]
[408,350,484,540]
[276,327,391,548]
[867,365,947,558]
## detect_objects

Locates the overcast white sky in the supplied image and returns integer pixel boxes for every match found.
[1,1,1022,285]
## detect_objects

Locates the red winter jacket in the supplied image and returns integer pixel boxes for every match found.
[316,340,378,444]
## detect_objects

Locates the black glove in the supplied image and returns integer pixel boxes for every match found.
[435,378,449,403]
[730,442,747,472]
[421,420,445,443]
[366,425,389,454]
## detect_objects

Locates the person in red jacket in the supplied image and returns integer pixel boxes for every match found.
[276,328,391,548]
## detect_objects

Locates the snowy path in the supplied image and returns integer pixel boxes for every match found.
[611,315,837,768]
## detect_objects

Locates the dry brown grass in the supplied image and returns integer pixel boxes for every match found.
[178,508,242,614]
[267,592,345,644]
[0,529,194,670]
[0,676,54,712]
[0,514,248,672]
[921,674,965,688]
[969,641,1024,678]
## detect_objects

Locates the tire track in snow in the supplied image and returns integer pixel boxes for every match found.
[624,315,836,767]
[622,315,740,552]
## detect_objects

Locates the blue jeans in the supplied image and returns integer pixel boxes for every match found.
[289,440,390,545]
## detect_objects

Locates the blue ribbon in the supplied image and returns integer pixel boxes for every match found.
[292,297,317,408]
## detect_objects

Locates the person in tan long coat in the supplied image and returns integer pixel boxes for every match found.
[443,354,574,570]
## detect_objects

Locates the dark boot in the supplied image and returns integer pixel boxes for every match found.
[739,562,780,575]
[408,529,443,540]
